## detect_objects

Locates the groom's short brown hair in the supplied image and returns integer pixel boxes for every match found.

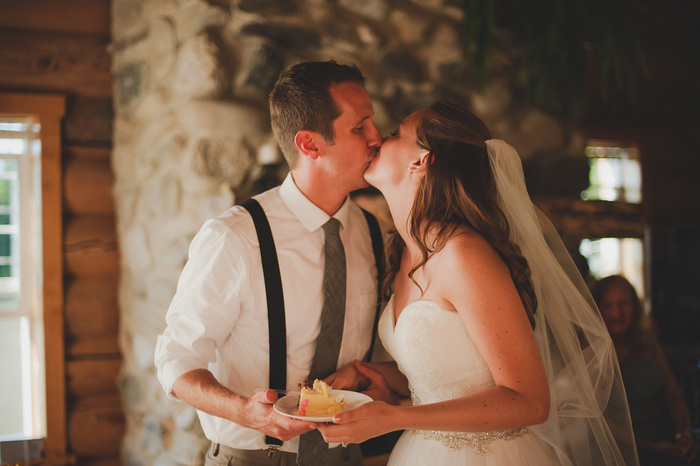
[269,60,365,169]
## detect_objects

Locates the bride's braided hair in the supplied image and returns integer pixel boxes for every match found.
[384,100,537,326]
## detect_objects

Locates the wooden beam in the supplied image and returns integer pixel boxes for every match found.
[0,27,112,97]
[66,360,121,401]
[65,276,119,357]
[63,216,119,278]
[0,0,110,36]
[64,153,115,214]
[533,197,644,245]
[67,398,124,457]
[63,97,113,144]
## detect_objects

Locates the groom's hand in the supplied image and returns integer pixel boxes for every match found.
[241,390,317,441]
[324,361,370,391]
[354,360,400,405]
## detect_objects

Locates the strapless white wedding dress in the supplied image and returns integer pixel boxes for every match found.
[378,296,559,465]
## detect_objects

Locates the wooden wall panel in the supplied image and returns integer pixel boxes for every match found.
[66,360,121,402]
[64,153,115,214]
[64,217,119,278]
[0,3,121,462]
[65,277,119,357]
[0,28,111,97]
[67,399,124,457]
[63,97,113,144]
[66,145,112,161]
[0,0,111,35]
[77,457,122,466]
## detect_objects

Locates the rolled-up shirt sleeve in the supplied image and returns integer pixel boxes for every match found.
[155,218,248,399]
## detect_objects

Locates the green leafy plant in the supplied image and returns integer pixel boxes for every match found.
[462,0,648,116]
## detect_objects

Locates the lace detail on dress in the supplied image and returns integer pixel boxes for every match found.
[410,386,529,455]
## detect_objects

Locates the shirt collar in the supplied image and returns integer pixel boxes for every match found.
[279,173,350,232]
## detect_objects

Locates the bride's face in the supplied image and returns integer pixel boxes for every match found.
[364,110,426,191]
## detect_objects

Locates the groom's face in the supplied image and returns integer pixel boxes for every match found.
[364,110,425,190]
[319,82,383,192]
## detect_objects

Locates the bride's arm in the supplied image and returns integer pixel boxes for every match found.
[318,233,550,443]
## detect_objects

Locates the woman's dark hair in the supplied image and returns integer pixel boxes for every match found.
[384,100,537,326]
[269,60,365,168]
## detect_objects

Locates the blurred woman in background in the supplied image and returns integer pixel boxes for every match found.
[592,275,699,466]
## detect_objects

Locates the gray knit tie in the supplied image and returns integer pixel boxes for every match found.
[297,218,346,466]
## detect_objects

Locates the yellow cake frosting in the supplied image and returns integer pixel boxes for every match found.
[297,379,347,416]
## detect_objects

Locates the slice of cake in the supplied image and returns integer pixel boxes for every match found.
[297,379,347,416]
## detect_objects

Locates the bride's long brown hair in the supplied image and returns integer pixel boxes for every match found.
[384,100,537,325]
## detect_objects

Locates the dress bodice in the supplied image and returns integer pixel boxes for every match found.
[378,295,496,405]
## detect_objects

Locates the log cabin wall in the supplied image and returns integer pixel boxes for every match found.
[0,1,123,465]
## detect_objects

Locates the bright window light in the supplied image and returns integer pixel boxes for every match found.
[580,237,645,304]
[581,142,641,204]
[0,115,46,441]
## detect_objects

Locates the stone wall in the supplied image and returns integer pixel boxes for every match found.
[110,0,582,464]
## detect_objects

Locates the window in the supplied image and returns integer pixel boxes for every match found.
[0,93,68,464]
[579,138,645,308]
[580,237,645,299]
[0,116,46,443]
[581,140,641,204]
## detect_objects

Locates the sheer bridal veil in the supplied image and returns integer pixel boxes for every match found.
[486,139,639,466]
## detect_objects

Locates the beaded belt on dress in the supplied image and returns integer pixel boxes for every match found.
[410,387,529,455]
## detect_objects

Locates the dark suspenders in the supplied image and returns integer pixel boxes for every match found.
[239,198,384,448]
[360,208,385,362]
[240,199,288,392]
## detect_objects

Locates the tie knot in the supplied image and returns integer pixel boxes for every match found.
[322,217,341,236]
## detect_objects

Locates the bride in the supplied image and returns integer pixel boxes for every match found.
[319,101,639,465]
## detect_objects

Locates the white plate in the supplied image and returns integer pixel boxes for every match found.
[273,390,372,422]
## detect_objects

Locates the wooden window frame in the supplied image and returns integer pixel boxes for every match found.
[0,93,73,465]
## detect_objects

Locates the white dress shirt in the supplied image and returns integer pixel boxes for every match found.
[155,174,380,452]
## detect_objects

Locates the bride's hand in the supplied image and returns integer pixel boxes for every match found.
[317,401,398,444]
[354,360,400,405]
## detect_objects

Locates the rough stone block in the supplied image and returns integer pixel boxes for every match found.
[240,23,321,50]
[381,48,425,84]
[171,32,227,99]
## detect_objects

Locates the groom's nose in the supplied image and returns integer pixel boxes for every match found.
[366,119,383,148]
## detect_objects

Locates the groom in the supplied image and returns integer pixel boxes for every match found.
[154,60,384,465]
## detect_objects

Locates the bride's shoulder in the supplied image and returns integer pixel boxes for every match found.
[441,227,494,254]
[435,228,502,269]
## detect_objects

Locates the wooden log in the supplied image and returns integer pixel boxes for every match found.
[67,336,121,359]
[0,0,110,35]
[64,216,119,278]
[63,216,117,245]
[63,96,113,144]
[0,27,112,97]
[64,153,115,214]
[66,359,121,401]
[65,276,118,336]
[65,144,112,160]
[67,398,124,457]
[73,457,122,466]
[533,197,644,245]
[65,276,119,345]
[0,455,77,466]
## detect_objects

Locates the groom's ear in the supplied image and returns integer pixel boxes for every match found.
[408,150,431,173]
[295,130,321,160]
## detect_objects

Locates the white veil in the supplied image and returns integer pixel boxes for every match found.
[486,139,639,466]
